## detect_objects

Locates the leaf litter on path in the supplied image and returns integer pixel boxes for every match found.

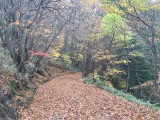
[20,73,160,120]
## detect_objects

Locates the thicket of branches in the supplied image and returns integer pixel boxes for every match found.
[0,0,73,76]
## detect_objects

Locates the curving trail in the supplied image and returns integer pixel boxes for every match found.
[20,73,160,120]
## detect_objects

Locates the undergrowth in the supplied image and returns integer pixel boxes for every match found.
[83,77,160,111]
[52,61,82,72]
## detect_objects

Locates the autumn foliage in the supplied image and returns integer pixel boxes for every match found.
[29,50,50,58]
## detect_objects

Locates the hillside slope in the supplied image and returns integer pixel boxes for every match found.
[20,73,160,120]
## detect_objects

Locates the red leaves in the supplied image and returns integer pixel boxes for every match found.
[29,50,50,58]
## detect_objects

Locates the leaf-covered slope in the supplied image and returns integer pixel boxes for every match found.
[20,73,160,120]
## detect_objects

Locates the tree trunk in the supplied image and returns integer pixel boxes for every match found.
[150,9,158,91]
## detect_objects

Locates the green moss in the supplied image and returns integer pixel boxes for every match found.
[83,77,160,111]
[83,77,94,84]
[95,80,106,89]
[104,86,160,111]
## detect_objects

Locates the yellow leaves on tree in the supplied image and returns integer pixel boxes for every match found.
[101,0,160,16]
[52,52,61,60]
[10,20,20,26]
[27,20,33,25]
[62,54,71,64]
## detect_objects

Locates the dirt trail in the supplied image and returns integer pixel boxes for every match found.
[20,73,160,120]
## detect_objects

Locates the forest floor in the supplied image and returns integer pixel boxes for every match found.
[19,72,160,120]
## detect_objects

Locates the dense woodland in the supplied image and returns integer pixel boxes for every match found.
[0,0,160,119]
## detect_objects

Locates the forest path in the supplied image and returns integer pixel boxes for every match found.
[20,72,160,120]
